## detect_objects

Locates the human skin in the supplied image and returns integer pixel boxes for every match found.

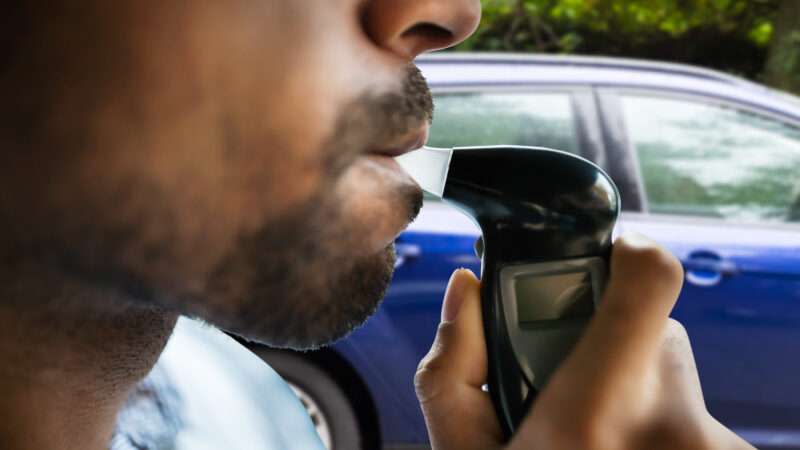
[0,0,475,350]
[0,1,479,448]
[0,1,753,449]
[416,235,756,450]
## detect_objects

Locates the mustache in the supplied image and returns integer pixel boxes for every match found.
[323,64,434,176]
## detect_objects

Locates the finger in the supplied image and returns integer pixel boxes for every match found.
[552,233,685,397]
[416,269,486,396]
[415,268,503,450]
[658,319,705,411]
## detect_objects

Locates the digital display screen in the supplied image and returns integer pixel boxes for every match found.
[515,271,594,324]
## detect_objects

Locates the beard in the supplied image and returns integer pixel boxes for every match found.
[204,184,422,350]
[200,65,430,349]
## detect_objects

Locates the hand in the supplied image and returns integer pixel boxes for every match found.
[415,234,755,450]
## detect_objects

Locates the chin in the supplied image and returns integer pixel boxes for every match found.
[215,243,398,352]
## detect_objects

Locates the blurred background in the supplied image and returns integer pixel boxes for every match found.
[454,0,799,96]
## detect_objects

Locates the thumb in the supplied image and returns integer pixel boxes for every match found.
[416,269,486,400]
[415,269,503,450]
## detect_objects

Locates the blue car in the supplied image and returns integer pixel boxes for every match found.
[251,53,800,450]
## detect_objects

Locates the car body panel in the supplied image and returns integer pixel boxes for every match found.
[621,218,800,439]
[326,54,800,449]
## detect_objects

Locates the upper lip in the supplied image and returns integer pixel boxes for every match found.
[370,124,430,158]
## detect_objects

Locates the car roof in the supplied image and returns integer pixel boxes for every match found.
[416,53,800,121]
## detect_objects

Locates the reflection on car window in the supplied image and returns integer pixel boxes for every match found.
[622,95,800,224]
[427,92,580,154]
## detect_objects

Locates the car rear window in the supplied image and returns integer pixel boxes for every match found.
[622,94,800,224]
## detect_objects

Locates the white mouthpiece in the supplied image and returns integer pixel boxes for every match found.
[394,146,453,198]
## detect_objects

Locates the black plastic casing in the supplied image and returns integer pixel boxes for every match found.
[441,146,620,439]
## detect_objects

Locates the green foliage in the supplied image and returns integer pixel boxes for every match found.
[455,0,781,79]
[749,20,774,46]
[762,1,800,94]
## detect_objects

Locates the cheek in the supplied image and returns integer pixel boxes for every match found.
[79,1,359,256]
[207,4,368,220]
[35,0,398,293]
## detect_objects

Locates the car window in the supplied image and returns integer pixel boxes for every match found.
[427,92,581,154]
[621,95,800,224]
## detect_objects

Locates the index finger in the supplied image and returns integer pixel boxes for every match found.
[554,233,685,394]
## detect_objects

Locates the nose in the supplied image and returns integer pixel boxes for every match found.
[363,0,481,59]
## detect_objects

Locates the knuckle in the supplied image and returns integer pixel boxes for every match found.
[612,236,684,292]
[615,236,681,274]
[413,365,439,404]
[662,319,693,355]
[414,355,439,396]
[665,318,690,342]
[413,322,456,403]
[661,319,697,374]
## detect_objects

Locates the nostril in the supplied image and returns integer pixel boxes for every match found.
[401,22,454,45]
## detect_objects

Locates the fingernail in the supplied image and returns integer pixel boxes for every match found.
[442,268,471,323]
[619,231,653,247]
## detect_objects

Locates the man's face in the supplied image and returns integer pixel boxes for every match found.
[3,0,480,349]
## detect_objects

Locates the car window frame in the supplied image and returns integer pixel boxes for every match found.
[424,84,604,204]
[598,86,800,229]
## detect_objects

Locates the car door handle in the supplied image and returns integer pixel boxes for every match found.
[683,251,738,287]
[394,242,422,268]
[684,259,738,274]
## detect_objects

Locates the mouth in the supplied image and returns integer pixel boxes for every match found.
[369,124,430,159]
[358,124,428,248]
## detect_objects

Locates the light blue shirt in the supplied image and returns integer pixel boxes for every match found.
[112,317,326,450]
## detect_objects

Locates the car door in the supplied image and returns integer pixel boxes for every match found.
[598,89,800,446]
